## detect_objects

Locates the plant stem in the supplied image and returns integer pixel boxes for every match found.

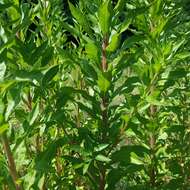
[101,35,109,140]
[101,96,108,140]
[149,133,156,187]
[1,133,22,190]
[99,35,109,190]
[101,36,108,72]
[149,86,157,187]
[55,129,62,175]
[99,168,106,190]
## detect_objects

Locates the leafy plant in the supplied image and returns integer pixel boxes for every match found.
[0,0,189,190]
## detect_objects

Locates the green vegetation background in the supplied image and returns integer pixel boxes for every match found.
[0,0,190,189]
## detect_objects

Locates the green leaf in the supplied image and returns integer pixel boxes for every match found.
[68,1,83,22]
[146,95,168,106]
[5,96,14,121]
[122,35,144,50]
[94,144,109,152]
[114,0,125,13]
[0,3,13,11]
[42,65,59,86]
[0,62,6,81]
[119,18,132,34]
[7,1,20,21]
[172,39,186,54]
[0,123,9,134]
[97,73,110,93]
[31,42,48,65]
[150,0,163,17]
[5,87,21,121]
[112,76,140,98]
[169,68,187,79]
[83,162,90,175]
[15,70,43,84]
[107,169,123,190]
[95,154,111,163]
[130,152,144,165]
[0,114,3,125]
[106,32,121,52]
[121,114,130,123]
[62,22,80,37]
[41,47,54,67]
[98,0,112,35]
[29,102,39,126]
[111,145,149,164]
[80,61,98,81]
[174,52,190,60]
[0,98,5,115]
[77,102,97,119]
[36,138,67,172]
[35,145,57,172]
[68,1,92,35]
[85,43,100,62]
[63,155,83,165]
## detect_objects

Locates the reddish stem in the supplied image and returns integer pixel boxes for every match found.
[101,36,108,72]
[1,133,22,190]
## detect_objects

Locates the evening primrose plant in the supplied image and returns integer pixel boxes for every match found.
[0,0,189,189]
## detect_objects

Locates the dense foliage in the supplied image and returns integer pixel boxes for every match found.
[0,0,190,189]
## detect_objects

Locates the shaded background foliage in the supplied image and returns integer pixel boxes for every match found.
[0,0,190,190]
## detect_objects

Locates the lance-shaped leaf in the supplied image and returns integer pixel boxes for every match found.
[5,95,14,121]
[94,144,109,152]
[42,65,59,86]
[0,123,9,134]
[85,42,100,62]
[111,145,150,164]
[68,1,92,35]
[29,102,39,126]
[35,138,68,172]
[119,18,132,34]
[83,162,91,175]
[98,0,112,35]
[97,73,110,93]
[106,32,121,52]
[114,0,125,13]
[169,68,187,79]
[4,87,21,121]
[95,154,111,163]
[174,52,190,60]
[107,169,124,190]
[0,62,6,81]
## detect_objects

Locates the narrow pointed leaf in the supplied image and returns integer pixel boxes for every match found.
[98,0,112,35]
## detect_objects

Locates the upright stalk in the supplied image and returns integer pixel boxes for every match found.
[99,36,109,190]
[149,132,156,187]
[101,36,108,72]
[149,87,157,187]
[55,128,62,176]
[101,35,109,140]
[1,133,22,190]
[99,169,106,190]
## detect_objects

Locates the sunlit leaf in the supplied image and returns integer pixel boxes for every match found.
[0,123,9,134]
[95,154,111,163]
[98,0,112,35]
